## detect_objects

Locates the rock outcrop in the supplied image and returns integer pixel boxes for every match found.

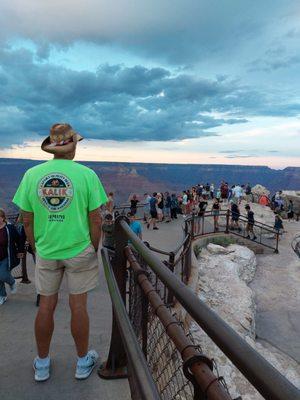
[251,184,270,203]
[281,190,300,216]
[190,242,300,399]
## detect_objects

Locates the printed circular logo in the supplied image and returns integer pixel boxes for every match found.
[38,173,74,212]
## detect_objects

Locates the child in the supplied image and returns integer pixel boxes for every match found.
[127,212,142,240]
[245,204,257,240]
[274,213,284,239]
[102,214,115,251]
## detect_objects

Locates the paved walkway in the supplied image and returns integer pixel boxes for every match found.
[0,255,130,400]
[250,219,300,363]
[0,217,184,400]
[1,213,298,400]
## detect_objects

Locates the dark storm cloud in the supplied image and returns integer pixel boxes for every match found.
[1,0,298,65]
[0,45,299,147]
[0,47,243,145]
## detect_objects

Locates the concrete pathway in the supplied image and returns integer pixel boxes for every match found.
[142,215,186,254]
[0,255,131,400]
[0,216,185,400]
[250,219,300,363]
[1,212,298,400]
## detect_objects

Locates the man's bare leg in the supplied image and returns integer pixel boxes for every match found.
[35,294,58,358]
[69,293,89,357]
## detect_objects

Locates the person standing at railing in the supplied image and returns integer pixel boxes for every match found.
[143,193,151,222]
[164,192,171,223]
[127,211,142,240]
[211,198,220,232]
[232,184,243,204]
[170,194,178,220]
[13,123,108,382]
[230,200,242,232]
[147,192,159,230]
[274,212,284,240]
[182,191,188,217]
[220,181,229,204]
[130,194,139,216]
[210,183,215,199]
[102,213,115,251]
[195,196,208,235]
[0,208,24,305]
[245,204,257,240]
[157,192,164,222]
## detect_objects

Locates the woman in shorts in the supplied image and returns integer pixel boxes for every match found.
[211,198,220,232]
[230,201,241,231]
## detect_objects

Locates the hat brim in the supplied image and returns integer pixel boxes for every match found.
[41,133,83,155]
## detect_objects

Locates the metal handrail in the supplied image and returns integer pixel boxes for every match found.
[172,232,191,256]
[101,248,160,400]
[119,219,300,400]
[125,246,232,400]
[292,234,300,258]
[185,211,277,232]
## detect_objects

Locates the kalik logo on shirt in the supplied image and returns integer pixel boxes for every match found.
[38,173,73,212]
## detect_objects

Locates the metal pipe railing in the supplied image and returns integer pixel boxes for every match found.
[125,246,231,400]
[101,248,160,400]
[119,219,300,400]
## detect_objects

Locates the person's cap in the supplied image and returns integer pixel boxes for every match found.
[41,123,83,155]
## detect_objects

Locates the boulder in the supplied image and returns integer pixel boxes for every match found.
[281,190,300,216]
[227,244,257,283]
[192,243,300,399]
[251,185,270,203]
[207,243,232,255]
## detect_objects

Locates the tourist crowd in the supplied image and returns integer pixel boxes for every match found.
[100,182,296,251]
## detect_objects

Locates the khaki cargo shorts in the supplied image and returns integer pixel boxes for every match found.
[35,244,99,296]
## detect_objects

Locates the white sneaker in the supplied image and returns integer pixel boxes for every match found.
[0,296,7,305]
[10,282,17,294]
[75,350,99,380]
[33,357,51,382]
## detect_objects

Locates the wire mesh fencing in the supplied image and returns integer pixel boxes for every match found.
[126,248,232,400]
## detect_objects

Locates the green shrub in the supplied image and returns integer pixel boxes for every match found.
[193,244,202,258]
[210,237,236,247]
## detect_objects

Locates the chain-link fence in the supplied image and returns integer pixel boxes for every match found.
[127,248,232,400]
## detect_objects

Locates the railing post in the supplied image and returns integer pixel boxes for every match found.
[167,252,175,305]
[275,231,279,254]
[225,209,230,234]
[183,236,192,284]
[20,249,31,284]
[98,215,128,379]
[191,214,195,240]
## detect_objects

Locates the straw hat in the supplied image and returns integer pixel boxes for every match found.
[41,123,83,155]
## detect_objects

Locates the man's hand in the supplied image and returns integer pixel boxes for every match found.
[89,208,102,252]
[22,211,35,253]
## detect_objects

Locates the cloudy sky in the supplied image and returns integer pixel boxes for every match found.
[0,0,299,168]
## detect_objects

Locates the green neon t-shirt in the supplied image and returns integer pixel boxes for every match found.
[13,159,108,260]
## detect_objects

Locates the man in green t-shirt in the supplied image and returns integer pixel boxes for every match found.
[13,123,108,382]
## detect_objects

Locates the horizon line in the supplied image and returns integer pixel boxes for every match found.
[0,156,299,171]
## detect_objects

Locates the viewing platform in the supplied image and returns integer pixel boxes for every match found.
[0,209,299,399]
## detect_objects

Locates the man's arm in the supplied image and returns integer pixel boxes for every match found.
[89,208,102,252]
[22,210,36,252]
